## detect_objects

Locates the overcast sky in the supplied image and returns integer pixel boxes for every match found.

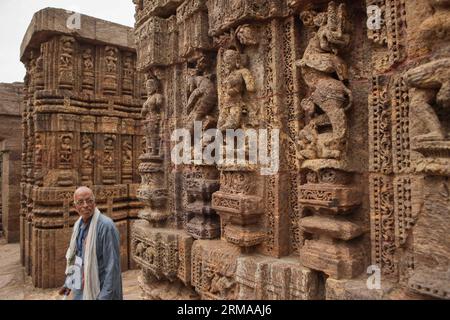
[0,0,135,83]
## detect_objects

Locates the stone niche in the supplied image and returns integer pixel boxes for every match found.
[19,8,145,288]
[130,0,450,300]
[0,82,24,243]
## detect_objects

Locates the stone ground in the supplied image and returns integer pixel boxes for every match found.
[0,238,142,300]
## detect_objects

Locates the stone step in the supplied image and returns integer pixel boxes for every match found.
[299,215,364,241]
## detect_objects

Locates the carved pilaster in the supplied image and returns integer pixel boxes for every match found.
[103,46,119,95]
[295,2,366,280]
[58,36,76,90]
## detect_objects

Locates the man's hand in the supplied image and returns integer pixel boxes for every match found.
[58,286,71,296]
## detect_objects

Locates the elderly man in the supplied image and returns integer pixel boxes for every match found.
[59,186,123,300]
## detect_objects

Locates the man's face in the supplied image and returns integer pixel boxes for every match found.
[146,80,157,95]
[74,189,96,220]
[223,51,239,73]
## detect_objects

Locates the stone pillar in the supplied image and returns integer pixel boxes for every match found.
[295,2,369,281]
[19,8,145,288]
[0,82,24,243]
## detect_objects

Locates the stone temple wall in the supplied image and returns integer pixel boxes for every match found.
[131,0,450,300]
[20,8,145,288]
[0,82,24,243]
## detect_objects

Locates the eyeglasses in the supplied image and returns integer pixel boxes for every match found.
[74,199,95,206]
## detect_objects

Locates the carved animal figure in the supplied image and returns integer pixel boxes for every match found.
[296,2,352,160]
[405,58,450,142]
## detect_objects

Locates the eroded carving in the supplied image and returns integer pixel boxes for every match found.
[296,2,352,161]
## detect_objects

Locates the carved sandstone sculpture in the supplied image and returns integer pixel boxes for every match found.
[218,49,256,131]
[296,2,352,160]
[141,77,164,156]
[405,58,450,143]
[186,55,217,134]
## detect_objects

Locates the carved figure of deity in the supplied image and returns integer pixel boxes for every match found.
[81,135,94,167]
[122,140,133,165]
[105,46,118,74]
[218,49,256,131]
[59,135,73,164]
[82,48,94,71]
[123,55,134,78]
[296,2,352,160]
[141,77,164,156]
[60,37,74,69]
[104,135,116,167]
[81,48,95,92]
[59,37,75,88]
[186,55,217,133]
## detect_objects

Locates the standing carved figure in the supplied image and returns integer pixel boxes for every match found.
[296,2,352,160]
[60,135,73,165]
[123,55,134,78]
[122,140,133,165]
[103,135,116,167]
[105,47,118,73]
[141,77,164,156]
[60,38,74,69]
[59,37,75,87]
[186,55,217,133]
[218,49,256,131]
[81,135,94,167]
[83,48,94,71]
[82,48,95,92]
